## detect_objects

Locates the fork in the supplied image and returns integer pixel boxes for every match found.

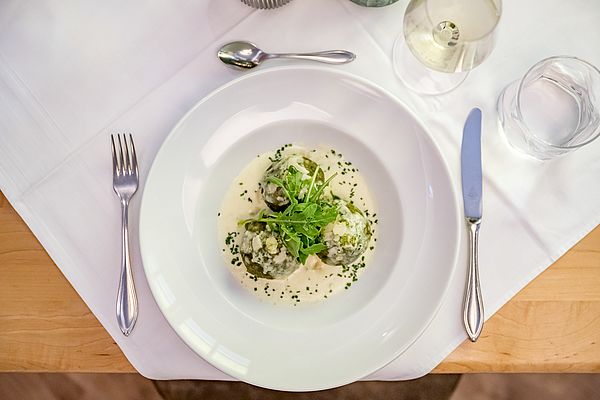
[111,134,139,336]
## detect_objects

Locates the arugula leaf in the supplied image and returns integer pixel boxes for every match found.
[309,173,338,203]
[266,175,293,204]
[304,165,320,201]
[284,166,303,200]
[300,243,328,254]
[242,160,339,265]
[281,225,301,258]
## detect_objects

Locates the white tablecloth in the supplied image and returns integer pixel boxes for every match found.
[1,0,599,381]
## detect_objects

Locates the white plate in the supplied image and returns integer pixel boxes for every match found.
[140,66,460,391]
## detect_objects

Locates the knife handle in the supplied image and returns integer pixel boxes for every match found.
[463,218,484,342]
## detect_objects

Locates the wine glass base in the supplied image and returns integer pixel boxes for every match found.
[392,36,468,96]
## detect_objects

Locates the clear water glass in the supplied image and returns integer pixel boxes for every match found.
[498,56,600,160]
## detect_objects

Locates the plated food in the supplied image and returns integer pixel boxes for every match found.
[140,67,460,391]
[218,144,378,304]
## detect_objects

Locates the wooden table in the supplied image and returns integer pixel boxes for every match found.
[1,191,599,374]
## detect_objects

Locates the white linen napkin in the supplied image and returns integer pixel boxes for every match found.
[0,0,599,381]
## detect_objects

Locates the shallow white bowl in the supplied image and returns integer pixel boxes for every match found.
[140,66,460,391]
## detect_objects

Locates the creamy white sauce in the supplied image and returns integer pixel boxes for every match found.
[217,145,378,305]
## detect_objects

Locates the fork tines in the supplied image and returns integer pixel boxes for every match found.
[111,134,138,176]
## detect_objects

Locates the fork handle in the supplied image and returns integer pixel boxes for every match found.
[116,200,138,336]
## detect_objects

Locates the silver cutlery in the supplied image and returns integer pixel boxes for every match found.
[111,134,139,337]
[461,108,484,342]
[240,0,293,9]
[217,41,356,70]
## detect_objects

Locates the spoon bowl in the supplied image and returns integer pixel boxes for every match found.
[218,41,266,70]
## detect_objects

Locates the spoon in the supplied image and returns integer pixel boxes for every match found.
[217,41,356,70]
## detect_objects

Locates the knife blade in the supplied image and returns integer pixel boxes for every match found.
[461,107,484,342]
[461,108,483,220]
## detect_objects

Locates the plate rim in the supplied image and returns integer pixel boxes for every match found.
[139,65,461,391]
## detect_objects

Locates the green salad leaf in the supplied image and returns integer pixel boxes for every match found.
[241,164,338,264]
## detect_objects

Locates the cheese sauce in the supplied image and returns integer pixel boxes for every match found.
[217,145,378,305]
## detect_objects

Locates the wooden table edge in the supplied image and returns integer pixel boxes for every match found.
[1,192,599,373]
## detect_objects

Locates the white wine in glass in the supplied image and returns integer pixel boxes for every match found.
[393,0,502,94]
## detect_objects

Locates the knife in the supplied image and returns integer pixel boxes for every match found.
[461,107,484,342]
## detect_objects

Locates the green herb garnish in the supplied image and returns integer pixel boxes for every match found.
[241,165,338,264]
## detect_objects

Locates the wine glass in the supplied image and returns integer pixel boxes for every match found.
[393,0,502,95]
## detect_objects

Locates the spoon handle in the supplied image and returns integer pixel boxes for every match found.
[269,50,355,65]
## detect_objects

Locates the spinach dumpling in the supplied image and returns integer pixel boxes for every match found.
[261,155,324,211]
[240,221,301,279]
[318,199,371,266]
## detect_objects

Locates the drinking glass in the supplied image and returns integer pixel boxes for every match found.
[393,0,502,95]
[350,0,399,6]
[498,56,600,160]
